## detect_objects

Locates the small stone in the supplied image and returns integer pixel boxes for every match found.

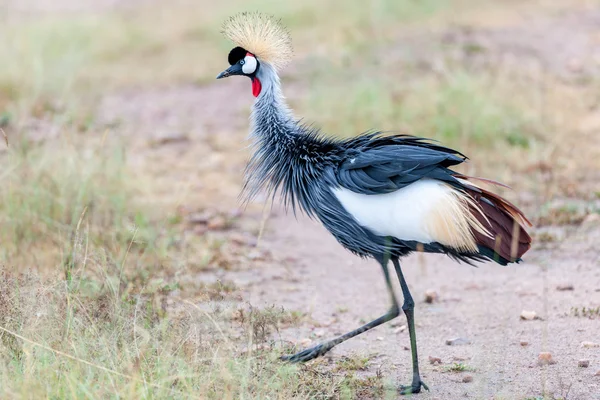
[403,346,410,351]
[247,250,266,261]
[452,356,470,362]
[300,338,312,347]
[429,356,442,365]
[229,233,258,246]
[595,370,600,376]
[520,310,537,320]
[393,325,407,334]
[578,359,590,368]
[376,336,384,341]
[193,225,208,236]
[207,216,227,230]
[556,284,574,291]
[321,319,334,327]
[462,375,473,383]
[424,289,439,304]
[446,337,471,346]
[228,208,243,219]
[315,330,325,338]
[188,212,213,225]
[538,352,556,366]
[581,341,600,348]
[149,132,190,146]
[582,213,600,225]
[520,341,529,347]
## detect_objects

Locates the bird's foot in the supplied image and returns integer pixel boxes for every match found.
[399,379,429,395]
[280,342,333,363]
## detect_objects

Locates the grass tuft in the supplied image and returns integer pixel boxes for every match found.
[444,362,475,372]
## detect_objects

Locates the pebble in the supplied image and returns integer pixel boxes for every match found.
[393,325,407,334]
[595,370,600,376]
[424,289,439,304]
[247,250,267,261]
[429,356,442,365]
[452,356,470,362]
[149,132,190,146]
[192,225,207,235]
[556,284,574,291]
[207,216,227,230]
[376,336,384,341]
[579,359,590,368]
[520,310,537,320]
[315,330,325,338]
[228,208,243,219]
[582,213,600,225]
[188,212,212,225]
[300,338,312,347]
[229,233,257,247]
[520,341,529,347]
[462,375,473,383]
[538,352,556,366]
[581,341,600,348]
[446,337,471,346]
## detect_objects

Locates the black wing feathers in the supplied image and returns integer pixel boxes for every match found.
[336,134,466,195]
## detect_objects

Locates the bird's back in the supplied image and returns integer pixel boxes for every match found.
[293,132,531,265]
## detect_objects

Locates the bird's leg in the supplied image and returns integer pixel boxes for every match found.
[281,255,399,363]
[392,258,429,395]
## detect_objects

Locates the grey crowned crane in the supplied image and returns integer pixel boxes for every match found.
[216,12,532,395]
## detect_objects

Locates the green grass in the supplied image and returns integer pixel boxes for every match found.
[0,134,168,269]
[444,362,475,372]
[334,355,372,372]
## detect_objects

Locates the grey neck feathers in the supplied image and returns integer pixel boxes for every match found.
[250,62,297,141]
[242,62,303,207]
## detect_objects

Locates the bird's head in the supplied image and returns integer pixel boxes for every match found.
[216,12,292,98]
[216,46,261,96]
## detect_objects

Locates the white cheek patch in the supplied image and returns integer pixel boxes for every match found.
[242,55,257,74]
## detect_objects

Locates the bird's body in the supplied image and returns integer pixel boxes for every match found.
[244,63,530,265]
[216,13,532,394]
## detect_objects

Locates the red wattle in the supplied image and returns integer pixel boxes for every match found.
[252,78,262,97]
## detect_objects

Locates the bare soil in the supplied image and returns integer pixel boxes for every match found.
[243,205,600,399]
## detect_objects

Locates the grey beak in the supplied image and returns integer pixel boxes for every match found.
[216,63,244,79]
[216,70,230,79]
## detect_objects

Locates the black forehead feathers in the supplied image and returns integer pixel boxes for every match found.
[228,46,248,65]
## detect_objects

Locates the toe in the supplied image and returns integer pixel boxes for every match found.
[398,380,428,395]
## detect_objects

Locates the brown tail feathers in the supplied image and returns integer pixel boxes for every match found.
[458,175,532,263]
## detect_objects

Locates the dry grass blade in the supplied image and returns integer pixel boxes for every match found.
[117,227,138,300]
[256,197,273,248]
[0,325,183,395]
[183,300,236,351]
[1,128,7,147]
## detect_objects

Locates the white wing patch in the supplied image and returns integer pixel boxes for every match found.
[332,179,489,252]
[242,55,257,74]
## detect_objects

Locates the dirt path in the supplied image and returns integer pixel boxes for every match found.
[235,205,599,399]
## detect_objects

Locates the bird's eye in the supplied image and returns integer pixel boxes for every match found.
[240,60,245,65]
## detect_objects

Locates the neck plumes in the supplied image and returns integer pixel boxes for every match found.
[242,63,315,212]
[250,63,295,141]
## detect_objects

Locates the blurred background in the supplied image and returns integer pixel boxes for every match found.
[0,0,599,398]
